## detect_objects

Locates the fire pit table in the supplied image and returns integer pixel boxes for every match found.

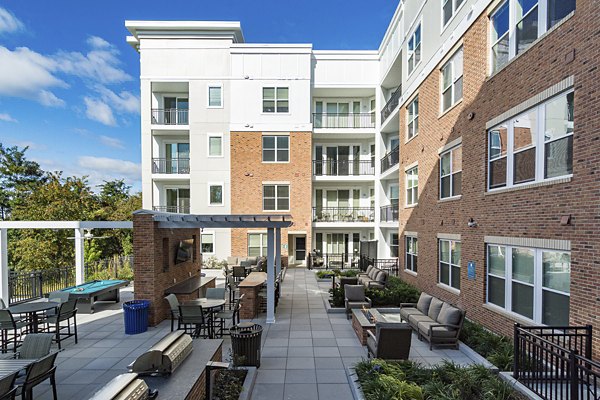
[351,308,388,345]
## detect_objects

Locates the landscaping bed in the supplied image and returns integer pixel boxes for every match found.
[315,269,359,279]
[354,359,527,400]
[212,368,248,400]
[329,275,420,308]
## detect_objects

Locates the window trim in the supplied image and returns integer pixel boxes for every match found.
[390,232,399,258]
[442,0,467,32]
[405,235,418,274]
[407,21,422,77]
[405,165,419,207]
[248,233,268,257]
[440,47,464,114]
[262,135,290,163]
[439,145,462,199]
[207,133,223,158]
[262,87,290,114]
[439,239,461,291]
[407,96,419,142]
[262,184,290,212]
[207,182,224,206]
[200,232,215,255]
[207,84,223,109]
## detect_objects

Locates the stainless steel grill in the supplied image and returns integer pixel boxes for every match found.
[89,373,154,400]
[129,330,193,376]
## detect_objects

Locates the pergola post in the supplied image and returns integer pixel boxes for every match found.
[0,229,9,306]
[74,228,85,285]
[266,228,275,324]
[275,227,281,277]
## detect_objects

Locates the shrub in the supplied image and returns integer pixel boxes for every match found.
[356,359,423,400]
[459,320,514,371]
[203,256,228,269]
[316,269,359,279]
[366,276,420,306]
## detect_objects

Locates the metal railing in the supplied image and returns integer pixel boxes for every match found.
[306,252,357,270]
[381,145,400,172]
[151,108,189,125]
[152,158,190,174]
[312,207,374,223]
[514,324,600,400]
[380,205,399,222]
[313,160,374,176]
[360,256,400,275]
[381,86,402,123]
[312,113,375,129]
[152,205,190,214]
[8,267,75,305]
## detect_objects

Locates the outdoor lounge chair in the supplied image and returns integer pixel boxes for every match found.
[344,285,371,319]
[42,299,78,350]
[367,322,412,360]
[0,371,18,400]
[15,351,58,400]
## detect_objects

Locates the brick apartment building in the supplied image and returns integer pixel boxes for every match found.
[127,0,600,353]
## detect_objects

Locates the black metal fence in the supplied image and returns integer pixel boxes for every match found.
[381,146,399,172]
[312,207,374,223]
[380,205,399,222]
[312,113,375,129]
[361,256,400,275]
[307,253,399,275]
[514,324,600,400]
[152,205,190,214]
[8,267,75,305]
[152,158,190,174]
[381,86,402,123]
[151,108,189,125]
[313,160,374,176]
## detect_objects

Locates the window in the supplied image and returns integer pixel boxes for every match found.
[443,0,465,27]
[208,184,223,206]
[441,47,463,112]
[208,85,222,108]
[406,166,418,206]
[390,234,399,258]
[407,24,422,75]
[263,185,290,211]
[405,236,418,273]
[263,87,289,113]
[490,0,575,74]
[487,91,573,190]
[248,233,268,257]
[440,145,462,198]
[407,96,419,140]
[208,135,222,157]
[439,239,461,290]
[201,233,214,254]
[262,136,289,162]
[486,244,570,325]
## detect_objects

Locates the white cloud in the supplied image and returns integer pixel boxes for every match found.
[0,113,17,122]
[95,86,139,114]
[77,156,140,181]
[87,36,110,49]
[84,97,116,126]
[99,135,125,149]
[0,7,24,34]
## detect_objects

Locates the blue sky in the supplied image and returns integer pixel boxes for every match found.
[0,0,398,191]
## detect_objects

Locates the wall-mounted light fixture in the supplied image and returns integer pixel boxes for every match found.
[467,218,478,228]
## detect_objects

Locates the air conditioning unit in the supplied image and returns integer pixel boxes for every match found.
[88,373,156,400]
[129,330,193,376]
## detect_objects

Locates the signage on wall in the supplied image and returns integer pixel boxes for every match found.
[282,244,288,249]
[467,261,476,280]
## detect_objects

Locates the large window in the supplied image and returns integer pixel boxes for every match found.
[262,136,289,162]
[263,87,289,113]
[405,166,418,206]
[490,0,576,74]
[405,236,418,273]
[486,244,570,325]
[263,185,290,211]
[390,233,399,258]
[439,239,461,290]
[407,96,419,140]
[488,91,573,190]
[208,85,222,108]
[201,233,214,254]
[441,47,463,112]
[440,145,462,199]
[248,233,268,257]
[208,184,223,206]
[443,0,465,27]
[407,24,422,76]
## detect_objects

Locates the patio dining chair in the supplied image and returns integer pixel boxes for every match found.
[206,288,226,300]
[226,275,239,308]
[232,266,246,283]
[214,293,244,338]
[0,334,54,361]
[41,299,78,350]
[0,310,30,354]
[164,294,181,332]
[178,305,211,339]
[15,351,58,400]
[0,371,18,400]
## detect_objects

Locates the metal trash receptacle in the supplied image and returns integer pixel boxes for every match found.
[123,300,150,335]
[230,322,263,367]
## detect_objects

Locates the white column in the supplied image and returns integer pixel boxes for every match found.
[75,228,85,285]
[0,229,9,306]
[266,228,275,324]
[275,228,281,277]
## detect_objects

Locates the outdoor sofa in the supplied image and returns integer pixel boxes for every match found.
[400,292,466,350]
[356,265,389,289]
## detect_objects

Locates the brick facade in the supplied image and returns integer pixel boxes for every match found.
[230,131,313,264]
[396,3,600,358]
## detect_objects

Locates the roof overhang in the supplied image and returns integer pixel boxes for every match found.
[133,210,293,229]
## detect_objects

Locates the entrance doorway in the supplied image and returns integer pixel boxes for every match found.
[287,233,307,266]
[295,236,306,262]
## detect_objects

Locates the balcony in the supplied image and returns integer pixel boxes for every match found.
[380,205,399,222]
[312,207,374,223]
[152,205,190,214]
[313,160,374,176]
[152,158,190,174]
[151,109,189,125]
[381,146,399,173]
[312,113,375,129]
[381,86,401,123]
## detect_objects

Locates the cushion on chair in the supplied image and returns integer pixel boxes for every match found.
[347,301,370,309]
[418,321,457,338]
[416,293,433,314]
[364,265,374,276]
[227,257,239,265]
[399,307,422,321]
[437,303,462,326]
[376,271,388,283]
[368,268,379,279]
[408,314,434,327]
[344,285,366,302]
[427,298,444,321]
[366,333,377,356]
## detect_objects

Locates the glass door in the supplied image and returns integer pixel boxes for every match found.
[164,97,176,124]
[165,143,190,173]
[315,146,323,176]
[176,97,189,124]
[352,146,361,175]
[166,188,190,213]
[353,101,361,127]
[338,146,350,176]
[295,236,306,262]
[326,147,338,175]
[314,101,323,128]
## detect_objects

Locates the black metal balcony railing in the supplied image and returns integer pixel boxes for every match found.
[313,160,374,176]
[152,205,190,214]
[380,204,399,222]
[312,207,374,223]
[152,158,190,174]
[381,86,402,123]
[151,108,189,125]
[312,113,375,129]
[381,145,400,173]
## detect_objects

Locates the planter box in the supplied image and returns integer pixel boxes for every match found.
[238,366,257,400]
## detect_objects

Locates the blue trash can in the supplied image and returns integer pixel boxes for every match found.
[123,300,150,334]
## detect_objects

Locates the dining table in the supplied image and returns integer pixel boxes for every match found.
[8,300,59,333]
[183,298,226,339]
[0,359,36,378]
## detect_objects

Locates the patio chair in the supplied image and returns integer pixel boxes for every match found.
[0,371,17,400]
[15,351,58,400]
[42,299,78,350]
[45,291,71,318]
[0,300,6,310]
[226,275,239,308]
[367,322,412,360]
[232,266,246,283]
[178,305,210,339]
[206,288,226,300]
[164,294,181,332]
[0,310,30,353]
[11,334,53,361]
[214,294,244,338]
[344,285,371,319]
